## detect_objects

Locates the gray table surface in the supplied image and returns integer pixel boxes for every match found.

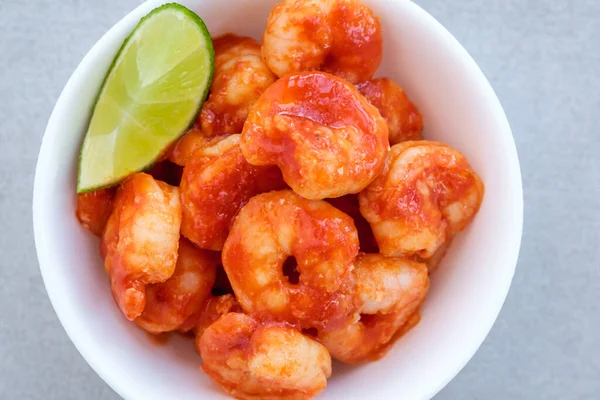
[1,0,599,399]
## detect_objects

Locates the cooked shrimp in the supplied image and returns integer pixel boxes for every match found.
[262,0,382,84]
[194,294,242,353]
[76,188,115,236]
[241,71,389,200]
[197,34,277,137]
[180,135,286,251]
[134,239,218,334]
[326,194,378,253]
[175,132,241,166]
[180,265,236,333]
[199,313,331,400]
[357,78,423,145]
[101,173,181,320]
[222,190,359,331]
[168,128,230,167]
[359,141,484,259]
[320,254,429,363]
[168,128,208,166]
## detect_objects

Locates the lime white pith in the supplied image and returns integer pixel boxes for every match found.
[77,4,214,193]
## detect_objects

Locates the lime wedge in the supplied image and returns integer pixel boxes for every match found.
[77,3,214,193]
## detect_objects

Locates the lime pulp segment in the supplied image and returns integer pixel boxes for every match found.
[77,3,214,193]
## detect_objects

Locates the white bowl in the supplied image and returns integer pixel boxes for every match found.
[33,1,523,399]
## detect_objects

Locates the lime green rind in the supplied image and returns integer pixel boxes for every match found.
[77,3,214,193]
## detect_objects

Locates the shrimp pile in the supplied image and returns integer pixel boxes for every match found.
[75,0,485,398]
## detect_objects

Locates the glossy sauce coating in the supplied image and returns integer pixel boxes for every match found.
[359,141,484,259]
[319,254,429,363]
[262,0,382,84]
[180,135,286,251]
[199,313,331,400]
[76,188,115,236]
[101,173,181,320]
[197,34,277,137]
[325,0,383,83]
[357,78,423,145]
[222,190,359,331]
[241,71,389,199]
[134,239,218,334]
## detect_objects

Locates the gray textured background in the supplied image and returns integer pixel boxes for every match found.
[1,0,598,399]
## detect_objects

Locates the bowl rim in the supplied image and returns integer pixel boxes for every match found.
[32,1,523,399]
